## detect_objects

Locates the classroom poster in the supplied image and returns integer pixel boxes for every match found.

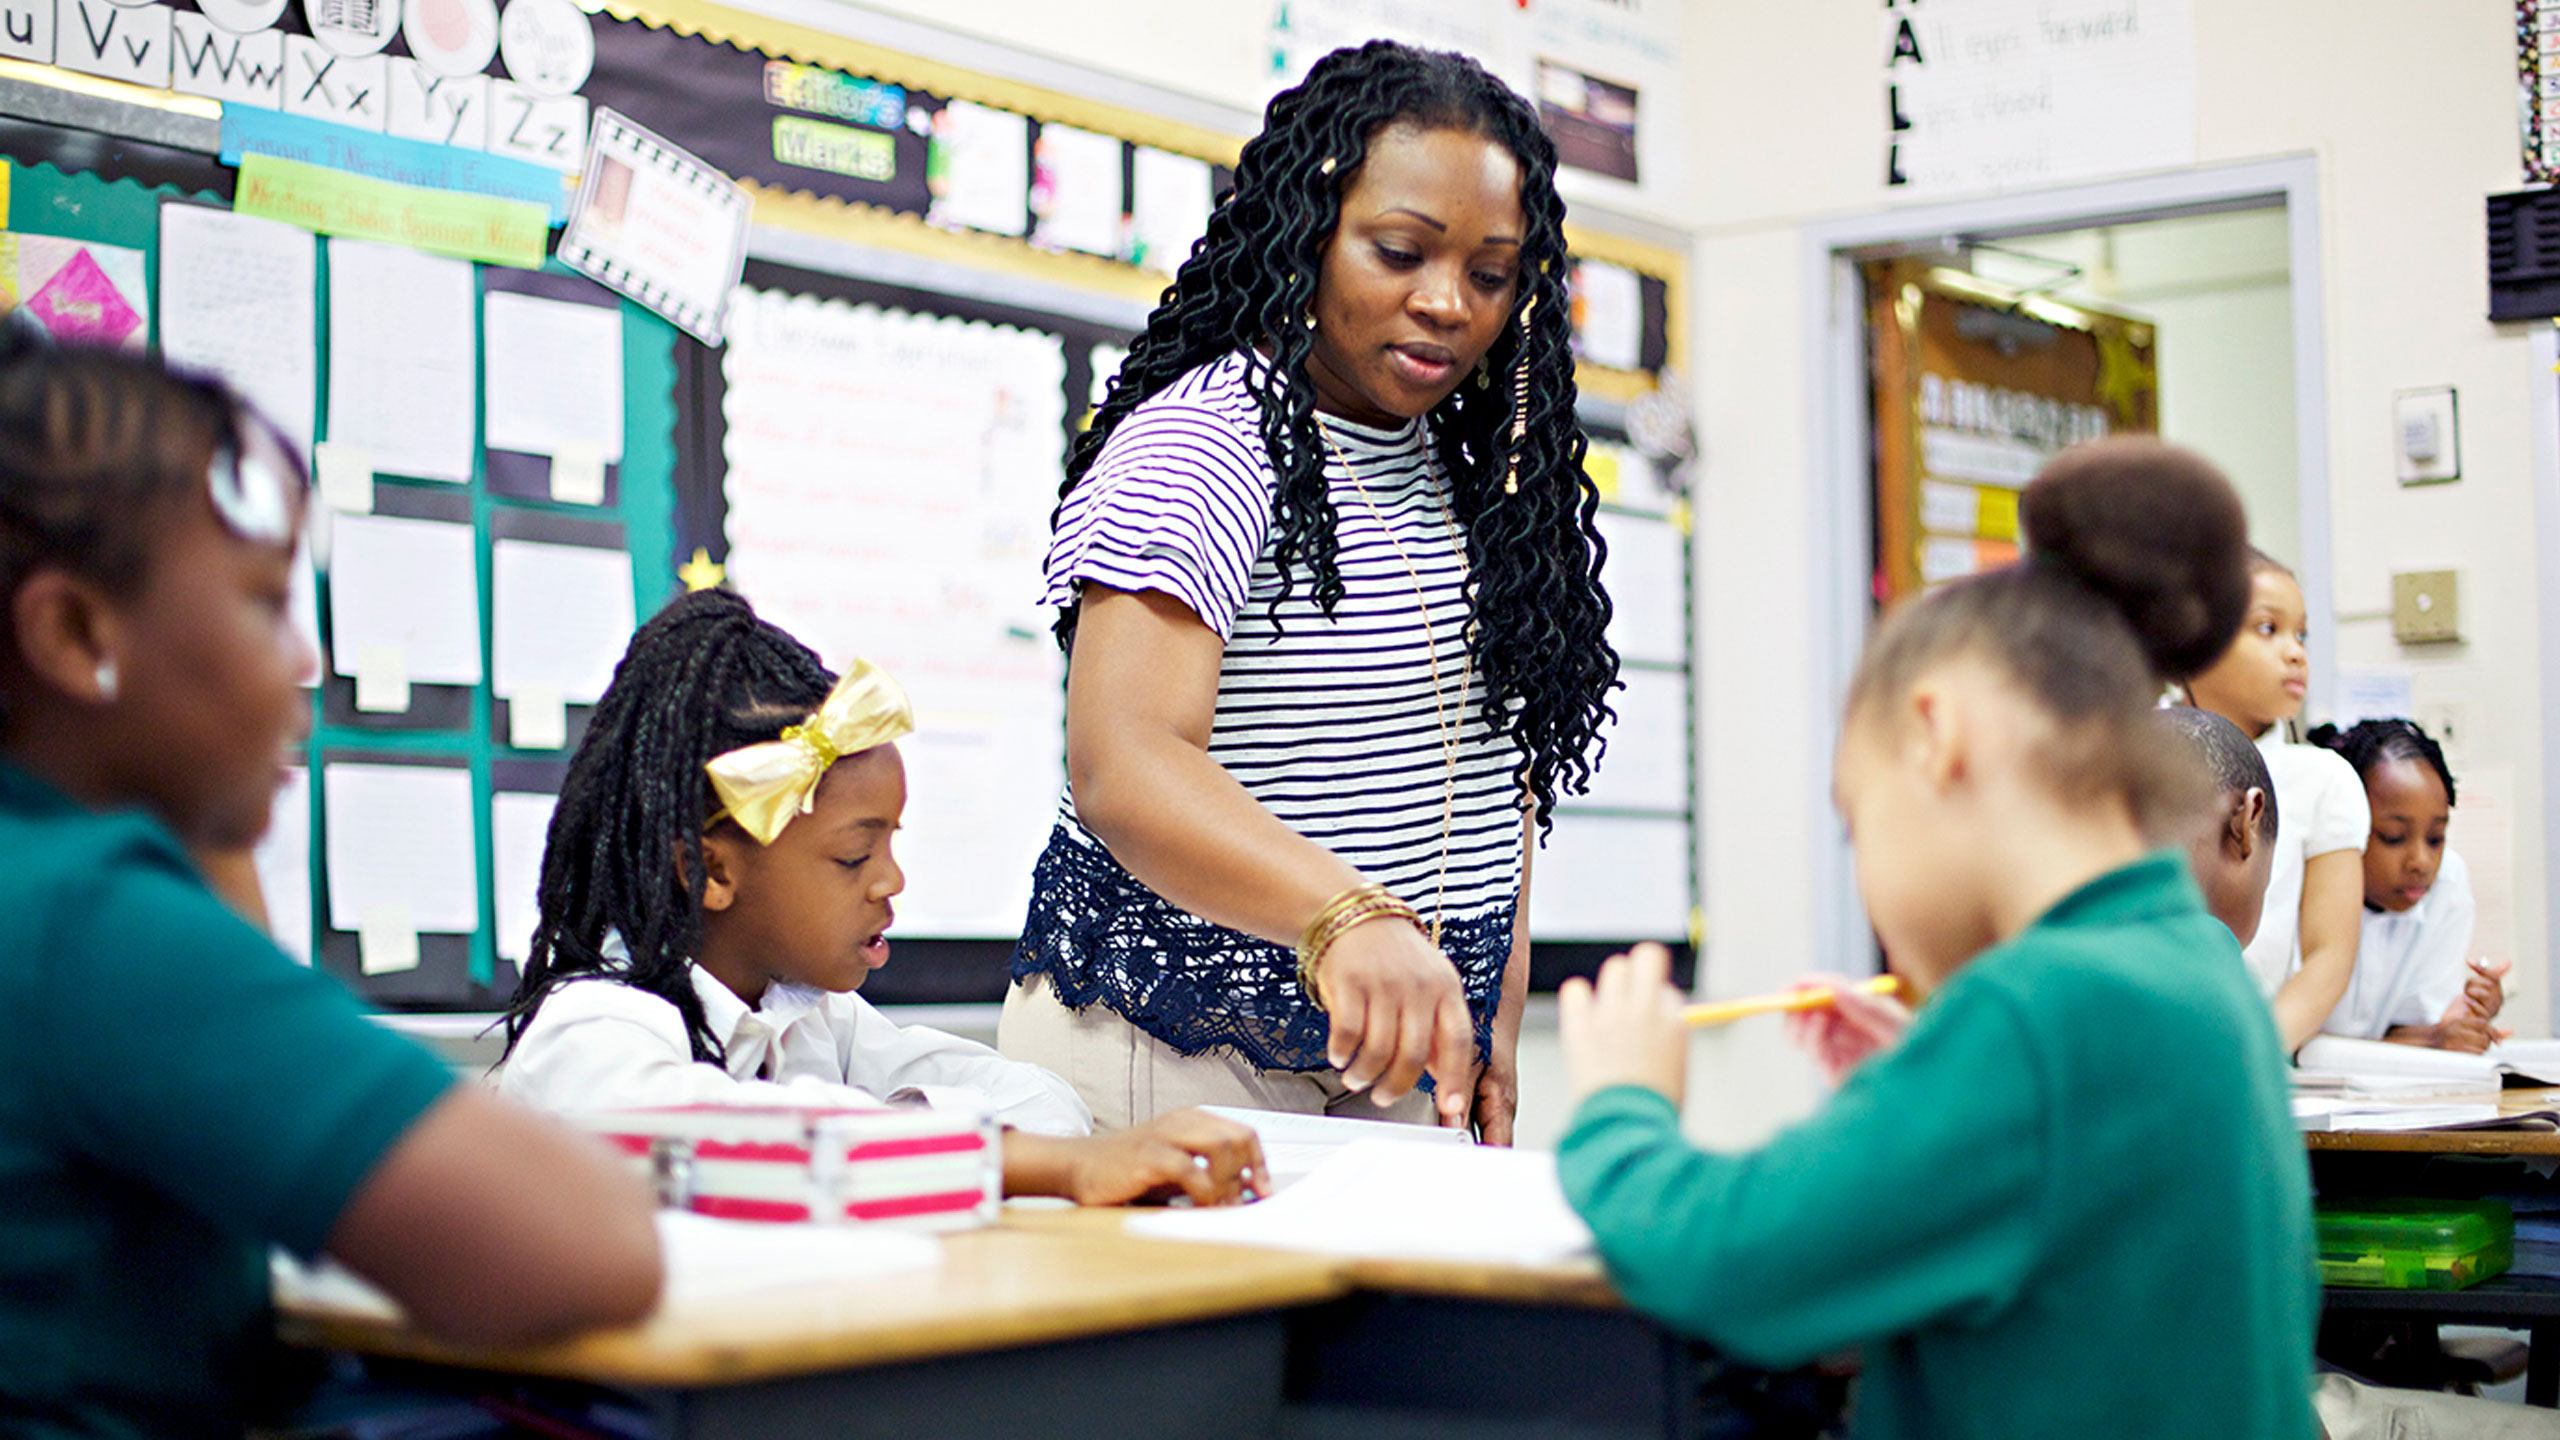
[1864,259,2156,603]
[0,234,148,349]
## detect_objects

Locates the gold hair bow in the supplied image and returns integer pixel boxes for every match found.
[704,659,914,845]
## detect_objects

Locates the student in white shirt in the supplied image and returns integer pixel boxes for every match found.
[495,589,1265,1206]
[2185,550,2365,1051]
[2310,718,2508,1051]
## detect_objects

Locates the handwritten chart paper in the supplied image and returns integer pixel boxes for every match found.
[1881,0,2195,196]
[327,239,477,482]
[159,204,318,456]
[722,287,1066,937]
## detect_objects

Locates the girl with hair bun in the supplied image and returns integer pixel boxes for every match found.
[1554,439,2315,1440]
[1001,41,1617,1139]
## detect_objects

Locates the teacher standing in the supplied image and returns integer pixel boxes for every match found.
[998,41,1618,1144]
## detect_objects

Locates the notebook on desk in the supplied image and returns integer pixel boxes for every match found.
[2296,1035,2560,1093]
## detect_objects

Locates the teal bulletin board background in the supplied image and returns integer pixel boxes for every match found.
[8,158,680,997]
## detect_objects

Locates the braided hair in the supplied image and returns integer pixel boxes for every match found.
[499,589,835,1064]
[2308,718,2457,807]
[1054,41,1618,825]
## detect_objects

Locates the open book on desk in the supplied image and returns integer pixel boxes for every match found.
[1199,1105,1467,1191]
[2297,1035,2560,1095]
[1129,1138,1595,1267]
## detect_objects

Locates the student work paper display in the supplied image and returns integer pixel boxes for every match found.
[326,514,482,687]
[323,763,479,936]
[1128,1139,1596,1267]
[251,767,313,964]
[489,791,556,965]
[157,205,318,456]
[490,539,634,703]
[481,292,624,461]
[326,239,476,484]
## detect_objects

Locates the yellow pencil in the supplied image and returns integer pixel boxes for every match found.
[1681,974,1902,1029]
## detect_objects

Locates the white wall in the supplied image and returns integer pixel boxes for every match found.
[1683,1,2548,1144]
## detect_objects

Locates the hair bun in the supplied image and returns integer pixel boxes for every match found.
[2020,437,2251,682]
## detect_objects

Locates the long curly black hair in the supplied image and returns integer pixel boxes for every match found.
[1054,41,1618,825]
[499,589,836,1065]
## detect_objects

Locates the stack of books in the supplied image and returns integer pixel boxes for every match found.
[575,1103,1000,1231]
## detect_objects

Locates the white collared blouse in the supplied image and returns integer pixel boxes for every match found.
[494,964,1091,1137]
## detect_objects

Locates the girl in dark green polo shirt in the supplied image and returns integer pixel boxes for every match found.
[1557,440,2318,1440]
[0,339,662,1439]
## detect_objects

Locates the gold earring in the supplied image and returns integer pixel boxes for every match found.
[1504,299,1534,496]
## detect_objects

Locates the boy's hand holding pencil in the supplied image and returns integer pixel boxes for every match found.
[1782,974,1913,1088]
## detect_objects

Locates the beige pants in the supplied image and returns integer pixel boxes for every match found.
[2315,1375,2560,1439]
[998,974,1436,1132]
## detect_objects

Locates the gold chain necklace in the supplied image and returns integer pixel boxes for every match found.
[1319,420,1472,947]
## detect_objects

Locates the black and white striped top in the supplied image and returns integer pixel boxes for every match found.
[1009,352,1522,1071]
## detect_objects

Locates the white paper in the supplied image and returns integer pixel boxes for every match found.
[274,1210,939,1322]
[288,539,320,679]
[722,290,1067,937]
[490,538,634,702]
[1129,1139,1595,1266]
[1029,122,1122,258]
[1595,510,1685,667]
[358,903,420,974]
[1130,147,1212,277]
[927,99,1029,237]
[324,762,479,933]
[490,789,555,964]
[548,443,605,505]
[1530,812,1692,941]
[2332,666,2416,729]
[1573,259,1642,371]
[1577,667,1688,811]
[326,239,476,483]
[1197,1106,1465,1191]
[482,291,624,460]
[314,441,373,514]
[1883,0,2197,197]
[158,205,317,456]
[353,642,410,713]
[508,687,567,750]
[251,767,313,963]
[328,514,482,686]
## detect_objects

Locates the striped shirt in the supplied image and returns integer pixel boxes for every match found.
[1011,352,1521,1071]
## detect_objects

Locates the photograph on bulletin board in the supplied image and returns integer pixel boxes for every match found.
[1863,259,2156,606]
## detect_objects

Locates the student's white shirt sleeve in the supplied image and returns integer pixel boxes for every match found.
[2387,849,2478,1030]
[835,994,1093,1137]
[2302,748,2372,858]
[492,980,893,1113]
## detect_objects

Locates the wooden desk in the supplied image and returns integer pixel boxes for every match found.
[280,1208,1697,1440]
[281,1218,1345,1440]
[2306,1086,2560,1406]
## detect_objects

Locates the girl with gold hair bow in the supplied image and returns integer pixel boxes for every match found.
[495,588,1266,1207]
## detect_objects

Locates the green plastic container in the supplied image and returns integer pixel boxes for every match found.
[2315,1198,2514,1291]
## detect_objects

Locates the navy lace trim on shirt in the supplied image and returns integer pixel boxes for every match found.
[1009,826,1511,1073]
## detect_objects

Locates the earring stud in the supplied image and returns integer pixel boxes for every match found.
[93,660,118,701]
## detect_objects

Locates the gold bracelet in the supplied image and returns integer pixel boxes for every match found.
[1295,883,1424,1010]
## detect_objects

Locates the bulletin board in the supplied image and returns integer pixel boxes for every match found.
[1864,258,2157,606]
[0,1,1699,1008]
